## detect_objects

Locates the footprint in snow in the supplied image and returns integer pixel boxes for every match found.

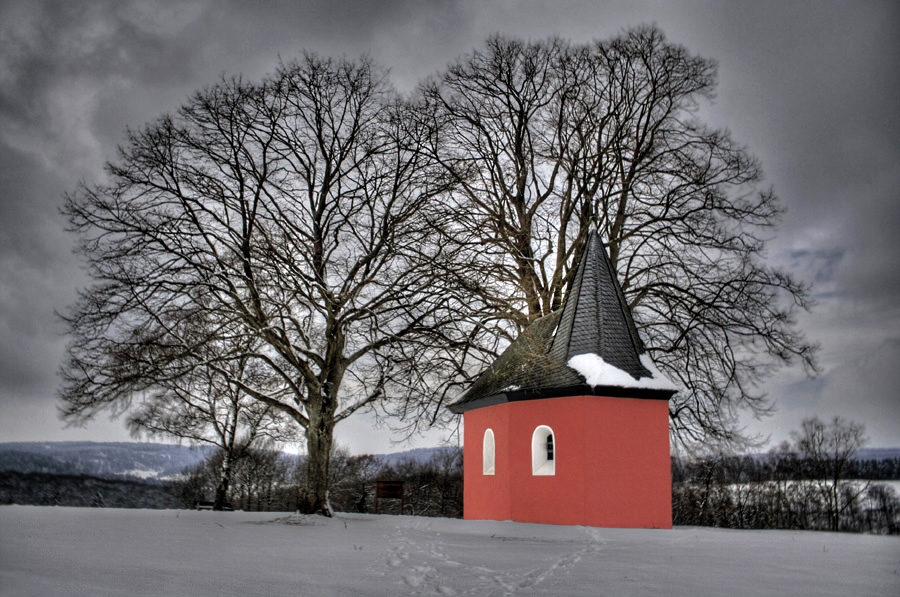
[403,574,422,587]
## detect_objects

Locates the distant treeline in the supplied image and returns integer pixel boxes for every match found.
[166,446,463,518]
[672,456,900,484]
[0,445,463,517]
[4,429,898,536]
[844,458,900,480]
[672,452,899,534]
[0,471,180,509]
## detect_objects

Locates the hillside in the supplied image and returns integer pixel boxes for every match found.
[0,441,219,481]
[2,441,894,482]
[0,441,451,481]
[856,447,900,461]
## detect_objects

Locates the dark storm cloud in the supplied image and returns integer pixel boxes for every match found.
[694,1,900,308]
[0,145,67,268]
[0,0,478,168]
[757,336,900,448]
[0,1,214,406]
[0,140,74,392]
[1,1,205,182]
[1,0,898,448]
[688,5,900,451]
[0,0,479,444]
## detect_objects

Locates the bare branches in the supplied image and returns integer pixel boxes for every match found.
[60,28,819,503]
[420,27,817,448]
[60,55,475,514]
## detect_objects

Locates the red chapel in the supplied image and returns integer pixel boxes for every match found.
[449,232,677,528]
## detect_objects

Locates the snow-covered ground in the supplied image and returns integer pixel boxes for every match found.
[1,506,898,596]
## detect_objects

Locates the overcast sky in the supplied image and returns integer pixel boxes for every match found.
[1,0,898,454]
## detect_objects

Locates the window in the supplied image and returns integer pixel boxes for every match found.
[483,428,495,475]
[531,425,556,476]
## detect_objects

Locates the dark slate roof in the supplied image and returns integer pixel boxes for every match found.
[449,231,675,413]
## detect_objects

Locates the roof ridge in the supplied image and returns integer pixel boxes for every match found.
[449,230,672,414]
[548,235,587,361]
[558,231,649,373]
[596,232,646,357]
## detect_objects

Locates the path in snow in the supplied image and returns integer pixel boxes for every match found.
[1,506,898,596]
[378,516,602,595]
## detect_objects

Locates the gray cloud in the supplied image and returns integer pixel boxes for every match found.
[1,0,898,448]
[757,337,900,449]
[0,136,77,388]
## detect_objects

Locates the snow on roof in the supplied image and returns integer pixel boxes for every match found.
[450,232,677,413]
[568,353,678,392]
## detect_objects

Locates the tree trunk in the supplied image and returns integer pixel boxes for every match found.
[298,407,335,516]
[213,451,233,511]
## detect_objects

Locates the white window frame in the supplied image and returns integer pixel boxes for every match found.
[531,425,556,476]
[482,428,495,475]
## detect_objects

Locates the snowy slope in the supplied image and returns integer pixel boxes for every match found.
[1,506,897,596]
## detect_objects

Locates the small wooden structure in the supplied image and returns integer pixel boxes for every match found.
[194,500,234,511]
[374,481,405,514]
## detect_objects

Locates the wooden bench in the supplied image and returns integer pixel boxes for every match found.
[194,501,233,511]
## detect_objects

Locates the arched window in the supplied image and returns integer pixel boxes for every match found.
[483,428,495,475]
[531,425,556,476]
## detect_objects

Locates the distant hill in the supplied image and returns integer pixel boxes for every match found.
[0,441,455,481]
[0,442,216,481]
[378,446,456,467]
[1,441,895,482]
[855,447,900,461]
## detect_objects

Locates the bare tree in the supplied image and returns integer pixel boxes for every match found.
[60,55,466,514]
[126,348,296,510]
[228,441,297,511]
[62,271,294,511]
[327,447,381,513]
[792,416,868,531]
[417,27,817,446]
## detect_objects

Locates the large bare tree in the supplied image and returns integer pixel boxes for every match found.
[60,55,467,514]
[417,27,817,446]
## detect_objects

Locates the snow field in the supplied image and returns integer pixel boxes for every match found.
[1,506,898,596]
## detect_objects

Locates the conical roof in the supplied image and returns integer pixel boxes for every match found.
[449,231,675,414]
